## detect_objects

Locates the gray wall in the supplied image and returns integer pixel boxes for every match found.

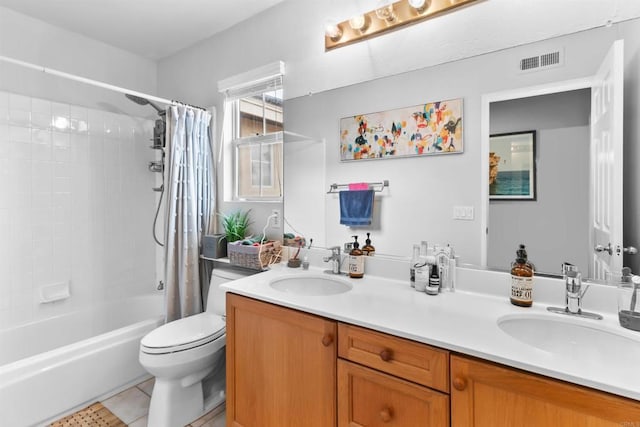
[488,90,591,274]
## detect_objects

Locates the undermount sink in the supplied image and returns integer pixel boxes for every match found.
[269,275,352,296]
[497,314,640,361]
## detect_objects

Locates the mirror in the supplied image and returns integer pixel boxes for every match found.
[283,25,627,280]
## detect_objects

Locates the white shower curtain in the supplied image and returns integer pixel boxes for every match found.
[164,105,214,322]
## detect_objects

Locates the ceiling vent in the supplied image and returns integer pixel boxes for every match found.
[518,49,564,73]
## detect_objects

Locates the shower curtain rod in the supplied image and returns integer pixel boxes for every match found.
[0,54,206,111]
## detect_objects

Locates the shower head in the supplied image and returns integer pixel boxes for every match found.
[125,93,165,115]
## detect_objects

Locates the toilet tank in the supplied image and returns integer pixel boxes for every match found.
[207,267,254,315]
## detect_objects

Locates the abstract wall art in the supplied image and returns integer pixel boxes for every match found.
[340,98,463,161]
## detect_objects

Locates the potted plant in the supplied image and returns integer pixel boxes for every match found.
[222,209,252,243]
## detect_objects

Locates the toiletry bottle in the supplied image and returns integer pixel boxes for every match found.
[410,244,420,287]
[426,263,440,295]
[510,244,534,307]
[414,262,429,292]
[348,236,364,279]
[362,232,375,256]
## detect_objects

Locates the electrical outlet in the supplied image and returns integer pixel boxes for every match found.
[271,209,281,228]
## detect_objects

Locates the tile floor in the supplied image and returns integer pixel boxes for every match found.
[99,377,226,427]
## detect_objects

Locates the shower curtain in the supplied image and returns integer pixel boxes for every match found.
[164,105,214,322]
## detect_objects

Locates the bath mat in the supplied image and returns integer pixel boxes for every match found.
[49,402,126,427]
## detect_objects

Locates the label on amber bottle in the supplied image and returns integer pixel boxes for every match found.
[511,276,533,303]
[349,255,364,276]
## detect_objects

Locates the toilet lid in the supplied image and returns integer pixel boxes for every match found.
[140,313,225,354]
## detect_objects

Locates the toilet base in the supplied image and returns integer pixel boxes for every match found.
[147,378,205,427]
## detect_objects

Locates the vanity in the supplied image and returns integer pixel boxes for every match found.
[223,260,640,426]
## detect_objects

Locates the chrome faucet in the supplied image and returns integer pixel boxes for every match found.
[547,263,602,320]
[323,246,342,274]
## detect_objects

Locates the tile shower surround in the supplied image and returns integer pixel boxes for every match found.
[0,91,158,330]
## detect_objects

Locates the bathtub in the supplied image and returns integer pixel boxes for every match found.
[0,294,164,427]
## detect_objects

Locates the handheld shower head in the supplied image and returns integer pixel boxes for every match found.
[125,93,165,115]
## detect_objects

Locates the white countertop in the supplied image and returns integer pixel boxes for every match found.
[221,261,640,401]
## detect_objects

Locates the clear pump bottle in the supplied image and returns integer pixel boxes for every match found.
[410,244,420,287]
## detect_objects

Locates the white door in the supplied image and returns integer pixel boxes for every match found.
[590,39,624,280]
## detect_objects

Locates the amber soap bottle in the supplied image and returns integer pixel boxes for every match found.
[348,236,364,279]
[362,232,375,256]
[510,244,534,307]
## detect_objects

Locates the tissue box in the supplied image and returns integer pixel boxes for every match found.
[202,234,227,259]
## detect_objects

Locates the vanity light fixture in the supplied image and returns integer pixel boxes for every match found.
[325,0,479,51]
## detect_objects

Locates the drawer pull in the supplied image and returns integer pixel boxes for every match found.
[321,334,334,347]
[379,407,393,422]
[379,348,393,362]
[453,377,467,391]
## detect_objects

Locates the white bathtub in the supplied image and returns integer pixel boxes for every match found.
[0,294,164,427]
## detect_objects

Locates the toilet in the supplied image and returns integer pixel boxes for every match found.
[139,267,252,427]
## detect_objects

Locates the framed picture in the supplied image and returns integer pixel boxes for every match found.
[489,131,536,200]
[339,98,463,161]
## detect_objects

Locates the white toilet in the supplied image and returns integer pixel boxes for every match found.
[139,267,251,427]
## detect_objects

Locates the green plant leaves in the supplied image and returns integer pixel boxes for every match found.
[222,209,252,243]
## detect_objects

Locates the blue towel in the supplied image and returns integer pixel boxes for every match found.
[339,190,374,226]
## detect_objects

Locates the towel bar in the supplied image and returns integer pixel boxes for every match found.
[327,180,389,194]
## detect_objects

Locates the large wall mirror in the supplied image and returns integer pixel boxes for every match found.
[283,24,633,281]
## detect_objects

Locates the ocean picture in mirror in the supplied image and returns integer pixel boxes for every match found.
[489,131,537,200]
[339,98,463,161]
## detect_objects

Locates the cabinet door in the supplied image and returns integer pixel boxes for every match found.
[226,294,337,427]
[451,355,640,426]
[338,359,449,427]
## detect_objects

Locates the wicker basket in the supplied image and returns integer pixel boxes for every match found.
[227,241,282,270]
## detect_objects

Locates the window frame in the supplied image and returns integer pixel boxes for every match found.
[219,61,285,203]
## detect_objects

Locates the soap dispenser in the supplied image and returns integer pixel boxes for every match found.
[348,235,364,279]
[510,244,534,307]
[362,232,375,256]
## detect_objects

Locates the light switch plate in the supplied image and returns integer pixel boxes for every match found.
[453,206,474,220]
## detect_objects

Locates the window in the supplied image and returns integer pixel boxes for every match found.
[219,62,284,201]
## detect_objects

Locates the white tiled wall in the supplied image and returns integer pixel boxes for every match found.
[0,91,158,330]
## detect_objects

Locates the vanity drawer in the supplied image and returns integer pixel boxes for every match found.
[338,323,449,392]
[338,359,449,427]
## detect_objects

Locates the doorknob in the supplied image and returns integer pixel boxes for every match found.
[594,243,613,255]
[614,246,638,255]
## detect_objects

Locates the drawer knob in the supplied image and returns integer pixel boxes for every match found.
[379,348,393,362]
[453,377,467,391]
[321,334,333,347]
[379,407,393,422]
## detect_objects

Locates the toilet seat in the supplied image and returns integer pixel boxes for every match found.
[141,313,225,355]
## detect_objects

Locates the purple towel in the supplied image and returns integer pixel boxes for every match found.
[339,190,374,226]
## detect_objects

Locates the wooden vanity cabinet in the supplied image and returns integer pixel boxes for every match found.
[450,354,640,426]
[226,295,640,427]
[337,323,450,426]
[226,294,337,427]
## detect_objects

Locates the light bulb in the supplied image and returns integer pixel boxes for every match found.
[375,4,396,22]
[349,14,369,31]
[408,0,431,13]
[325,23,343,41]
